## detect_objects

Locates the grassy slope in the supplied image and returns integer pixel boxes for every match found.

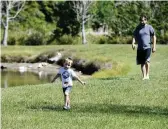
[1,44,136,62]
[1,44,137,76]
[1,45,168,129]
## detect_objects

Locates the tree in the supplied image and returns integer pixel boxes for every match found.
[90,1,115,34]
[71,0,93,44]
[54,1,80,38]
[1,0,25,46]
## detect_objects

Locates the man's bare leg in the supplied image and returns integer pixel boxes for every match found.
[141,64,146,80]
[145,62,150,79]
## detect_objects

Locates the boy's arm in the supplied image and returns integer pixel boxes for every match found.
[51,73,60,83]
[74,75,85,85]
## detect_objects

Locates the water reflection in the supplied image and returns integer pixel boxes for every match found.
[1,70,54,88]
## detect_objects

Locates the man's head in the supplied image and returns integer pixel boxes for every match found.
[139,15,147,26]
[64,58,73,69]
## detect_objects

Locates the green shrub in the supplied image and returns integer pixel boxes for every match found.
[18,37,26,45]
[86,34,98,44]
[72,36,81,44]
[8,37,16,45]
[98,36,108,44]
[87,34,108,44]
[108,36,132,44]
[25,32,45,45]
[159,32,168,44]
[57,35,80,45]
[87,34,132,44]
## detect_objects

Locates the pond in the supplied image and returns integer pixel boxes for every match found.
[1,70,55,88]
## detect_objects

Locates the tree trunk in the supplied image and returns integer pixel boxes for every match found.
[82,15,87,44]
[2,4,9,46]
[3,24,9,46]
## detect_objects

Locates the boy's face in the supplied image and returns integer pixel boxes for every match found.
[64,61,72,69]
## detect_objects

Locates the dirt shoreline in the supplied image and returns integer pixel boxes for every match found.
[1,63,90,79]
[1,63,59,74]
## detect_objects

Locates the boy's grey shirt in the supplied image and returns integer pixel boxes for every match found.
[133,24,155,50]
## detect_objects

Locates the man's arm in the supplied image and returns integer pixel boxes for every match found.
[51,73,60,83]
[152,35,156,53]
[132,37,136,50]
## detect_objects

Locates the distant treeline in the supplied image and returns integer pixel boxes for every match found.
[2,1,168,45]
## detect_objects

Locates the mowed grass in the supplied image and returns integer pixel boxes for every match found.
[1,44,168,129]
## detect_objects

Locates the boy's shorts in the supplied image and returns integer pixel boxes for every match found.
[136,48,151,65]
[63,86,72,95]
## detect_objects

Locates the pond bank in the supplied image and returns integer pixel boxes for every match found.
[1,49,108,75]
[0,63,91,79]
[1,63,59,74]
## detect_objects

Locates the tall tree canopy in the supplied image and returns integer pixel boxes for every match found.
[1,1,168,45]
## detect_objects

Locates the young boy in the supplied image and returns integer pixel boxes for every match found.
[51,58,85,110]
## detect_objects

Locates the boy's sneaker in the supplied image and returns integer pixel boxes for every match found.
[63,106,67,110]
[67,106,70,110]
[63,106,70,110]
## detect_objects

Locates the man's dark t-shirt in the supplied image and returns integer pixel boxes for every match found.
[133,24,155,50]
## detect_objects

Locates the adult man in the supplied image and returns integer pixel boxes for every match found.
[132,15,156,80]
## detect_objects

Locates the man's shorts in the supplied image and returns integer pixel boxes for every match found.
[63,86,72,95]
[136,48,151,65]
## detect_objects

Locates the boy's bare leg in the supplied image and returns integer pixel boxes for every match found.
[66,95,70,108]
[145,62,150,79]
[141,64,146,80]
[64,95,67,107]
[64,94,70,109]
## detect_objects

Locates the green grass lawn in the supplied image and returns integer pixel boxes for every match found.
[1,44,168,129]
[1,44,137,63]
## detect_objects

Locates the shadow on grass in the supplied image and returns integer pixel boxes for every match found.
[99,77,134,80]
[28,105,66,112]
[74,104,168,116]
[28,103,168,116]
